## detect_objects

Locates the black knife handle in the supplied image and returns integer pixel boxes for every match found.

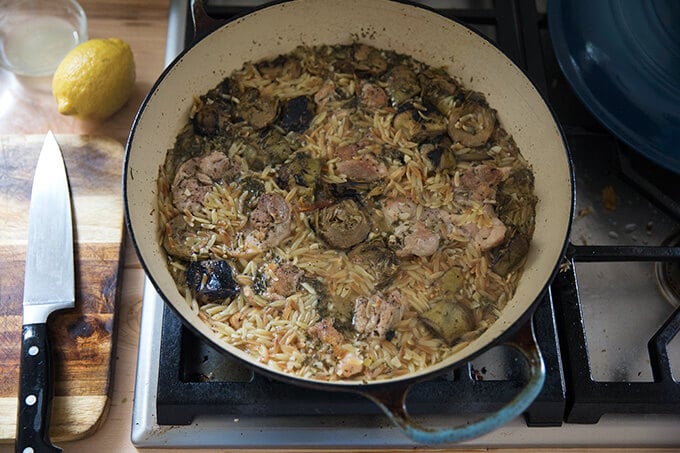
[16,323,61,453]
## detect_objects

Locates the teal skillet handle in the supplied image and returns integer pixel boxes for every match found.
[359,320,545,445]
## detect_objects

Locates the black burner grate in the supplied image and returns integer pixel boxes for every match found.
[553,247,680,423]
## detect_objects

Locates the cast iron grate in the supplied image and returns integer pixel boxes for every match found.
[553,246,680,424]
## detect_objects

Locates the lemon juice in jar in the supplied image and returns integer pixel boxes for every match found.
[0,0,88,77]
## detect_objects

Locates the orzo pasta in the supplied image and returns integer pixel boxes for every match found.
[157,43,537,382]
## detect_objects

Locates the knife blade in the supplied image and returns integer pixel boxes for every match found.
[16,131,74,453]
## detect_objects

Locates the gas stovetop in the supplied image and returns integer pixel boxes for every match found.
[131,0,680,448]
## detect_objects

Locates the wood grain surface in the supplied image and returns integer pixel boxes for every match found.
[0,134,125,442]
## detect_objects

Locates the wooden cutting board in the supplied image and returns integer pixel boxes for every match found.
[0,134,125,443]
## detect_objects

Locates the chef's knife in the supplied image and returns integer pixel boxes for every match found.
[16,131,74,453]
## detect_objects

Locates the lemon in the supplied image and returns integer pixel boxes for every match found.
[52,38,135,121]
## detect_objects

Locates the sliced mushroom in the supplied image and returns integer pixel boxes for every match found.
[235,87,279,129]
[454,148,493,162]
[420,299,472,345]
[439,266,465,295]
[278,96,315,133]
[192,100,233,136]
[352,43,388,76]
[491,229,531,277]
[496,168,538,236]
[419,67,459,116]
[278,152,323,189]
[447,98,497,147]
[163,215,198,259]
[315,199,371,249]
[242,128,295,172]
[256,54,302,80]
[422,135,456,173]
[384,64,420,106]
[310,278,355,329]
[186,259,240,304]
[238,176,265,211]
[393,100,448,142]
[347,238,399,287]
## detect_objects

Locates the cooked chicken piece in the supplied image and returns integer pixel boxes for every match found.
[381,198,417,224]
[334,142,360,160]
[229,311,245,329]
[308,317,364,378]
[444,206,507,251]
[332,140,387,183]
[456,164,509,203]
[335,156,387,182]
[337,352,364,378]
[249,193,291,235]
[381,198,439,227]
[352,290,405,338]
[240,193,292,256]
[397,221,440,257]
[462,215,507,251]
[171,151,241,214]
[359,81,388,110]
[265,264,303,299]
[381,198,442,256]
[314,80,337,107]
[308,317,345,350]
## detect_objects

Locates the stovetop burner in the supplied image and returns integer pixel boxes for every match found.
[131,0,680,448]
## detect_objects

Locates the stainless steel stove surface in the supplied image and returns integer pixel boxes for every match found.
[131,0,680,448]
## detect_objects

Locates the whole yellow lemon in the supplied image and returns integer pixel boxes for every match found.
[52,38,135,121]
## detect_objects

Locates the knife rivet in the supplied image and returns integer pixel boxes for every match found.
[28,346,39,356]
[25,394,37,406]
[23,448,34,453]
